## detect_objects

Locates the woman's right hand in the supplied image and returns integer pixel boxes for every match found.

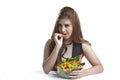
[54,33,63,48]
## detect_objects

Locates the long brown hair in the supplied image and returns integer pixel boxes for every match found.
[49,6,90,67]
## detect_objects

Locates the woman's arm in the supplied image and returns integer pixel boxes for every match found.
[69,43,104,79]
[42,39,61,74]
[82,43,104,76]
[43,33,63,74]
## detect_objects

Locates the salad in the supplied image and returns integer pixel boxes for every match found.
[57,55,85,78]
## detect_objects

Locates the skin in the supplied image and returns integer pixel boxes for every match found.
[58,18,73,39]
[42,18,104,79]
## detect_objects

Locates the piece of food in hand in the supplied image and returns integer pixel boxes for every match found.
[59,34,65,38]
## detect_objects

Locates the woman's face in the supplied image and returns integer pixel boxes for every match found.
[58,18,73,40]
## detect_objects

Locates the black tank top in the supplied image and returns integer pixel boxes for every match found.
[72,42,83,57]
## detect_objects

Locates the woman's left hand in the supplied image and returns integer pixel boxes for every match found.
[68,68,86,79]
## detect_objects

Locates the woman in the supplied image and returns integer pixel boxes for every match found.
[42,6,104,79]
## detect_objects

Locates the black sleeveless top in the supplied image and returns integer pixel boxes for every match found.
[52,42,83,71]
[72,42,83,57]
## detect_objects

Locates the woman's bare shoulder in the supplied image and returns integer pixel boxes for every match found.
[82,42,91,52]
[44,39,52,54]
[46,39,52,44]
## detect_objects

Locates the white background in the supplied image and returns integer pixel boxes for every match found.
[0,0,120,80]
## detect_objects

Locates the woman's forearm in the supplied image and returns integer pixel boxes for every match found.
[84,64,104,76]
[43,46,60,74]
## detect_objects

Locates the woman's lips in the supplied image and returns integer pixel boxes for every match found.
[61,34,66,37]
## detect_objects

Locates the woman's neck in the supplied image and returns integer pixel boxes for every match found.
[64,38,72,45]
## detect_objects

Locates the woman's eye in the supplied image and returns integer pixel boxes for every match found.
[58,24,62,27]
[65,24,69,27]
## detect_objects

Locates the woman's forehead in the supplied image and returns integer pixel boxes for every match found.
[58,18,72,24]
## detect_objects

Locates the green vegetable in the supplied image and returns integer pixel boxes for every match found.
[66,56,80,62]
[80,62,85,66]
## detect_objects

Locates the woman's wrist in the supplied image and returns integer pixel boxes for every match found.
[55,44,62,49]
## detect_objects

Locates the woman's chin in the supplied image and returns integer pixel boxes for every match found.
[63,36,69,39]
[63,37,68,40]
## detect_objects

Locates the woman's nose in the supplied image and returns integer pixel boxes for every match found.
[61,26,66,32]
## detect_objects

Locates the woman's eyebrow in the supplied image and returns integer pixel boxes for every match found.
[64,24,70,26]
